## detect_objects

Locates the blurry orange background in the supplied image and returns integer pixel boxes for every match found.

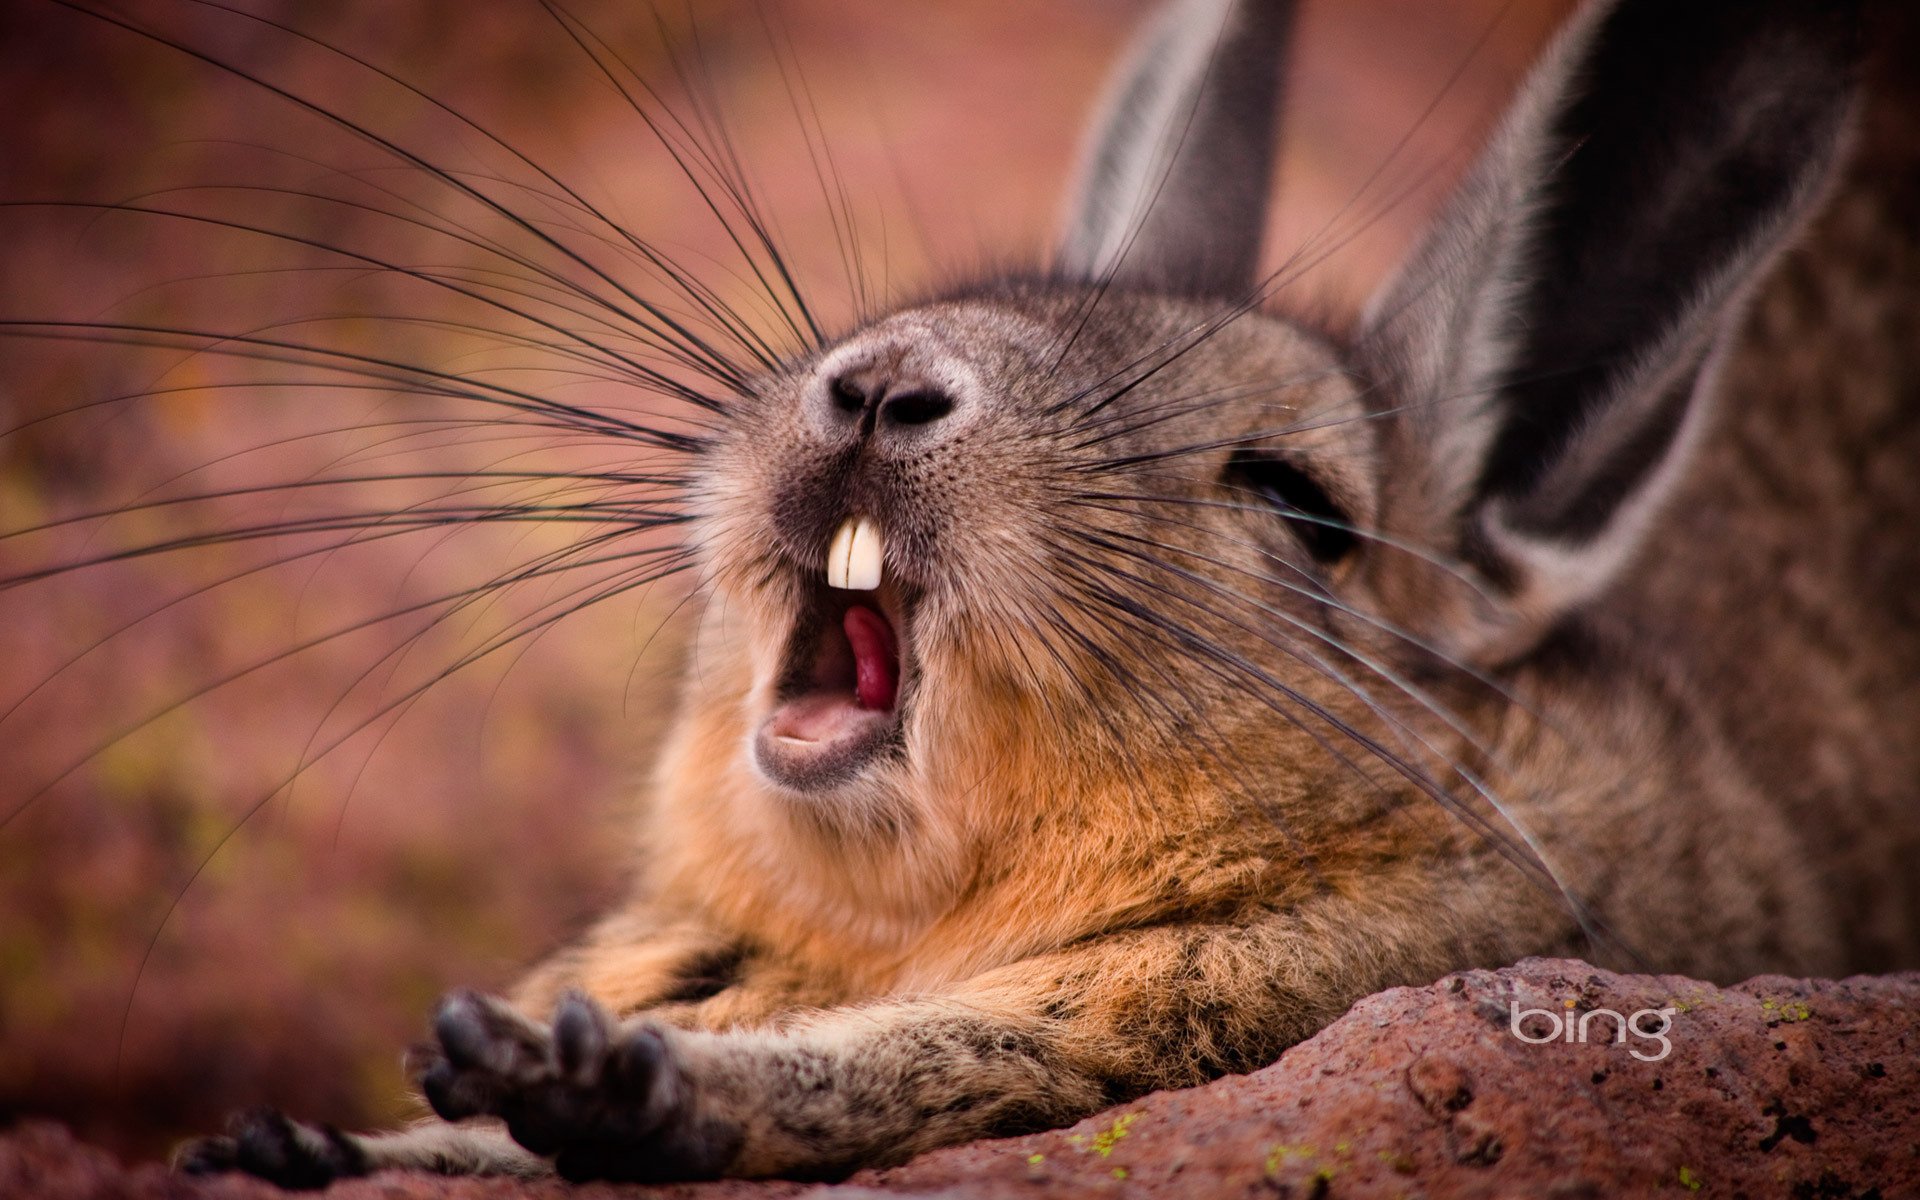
[0,0,1572,1160]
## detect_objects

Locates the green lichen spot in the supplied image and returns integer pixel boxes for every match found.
[1027,1153,1045,1166]
[1111,1167,1129,1180]
[1762,997,1812,1022]
[1376,1149,1417,1174]
[1264,1143,1317,1175]
[1088,1112,1139,1157]
[1678,1165,1703,1191]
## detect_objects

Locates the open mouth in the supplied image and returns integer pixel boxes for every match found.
[753,516,910,791]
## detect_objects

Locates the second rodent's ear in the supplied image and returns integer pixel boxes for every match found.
[1057,0,1294,297]
[1355,0,1860,664]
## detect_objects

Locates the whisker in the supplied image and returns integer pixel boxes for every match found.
[1051,540,1627,956]
[125,0,773,390]
[0,319,706,448]
[112,544,700,1072]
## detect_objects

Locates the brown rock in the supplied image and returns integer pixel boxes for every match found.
[6,959,1917,1198]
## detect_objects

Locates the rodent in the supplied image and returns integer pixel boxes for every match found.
[73,0,1914,1184]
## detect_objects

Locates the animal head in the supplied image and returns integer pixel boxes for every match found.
[667,0,1859,859]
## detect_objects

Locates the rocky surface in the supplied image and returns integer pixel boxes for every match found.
[6,958,1916,1198]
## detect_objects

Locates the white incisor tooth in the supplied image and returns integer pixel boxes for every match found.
[827,515,884,591]
[826,519,855,590]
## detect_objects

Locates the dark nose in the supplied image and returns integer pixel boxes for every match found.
[822,363,956,439]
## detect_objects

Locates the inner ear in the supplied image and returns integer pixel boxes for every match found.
[1058,0,1295,296]
[1223,449,1356,564]
[1354,0,1860,662]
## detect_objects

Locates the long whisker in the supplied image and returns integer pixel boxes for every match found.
[1064,495,1528,714]
[3,525,695,831]
[1051,539,1629,958]
[542,0,824,350]
[113,545,701,1071]
[6,199,739,410]
[0,320,704,448]
[66,0,771,394]
[1072,524,1561,877]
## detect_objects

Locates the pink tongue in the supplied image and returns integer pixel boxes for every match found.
[843,605,899,711]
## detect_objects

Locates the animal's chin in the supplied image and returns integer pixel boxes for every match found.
[752,581,910,792]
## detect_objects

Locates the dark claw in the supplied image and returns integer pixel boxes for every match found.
[433,988,545,1081]
[553,990,610,1085]
[432,989,498,1071]
[420,1054,496,1123]
[421,990,556,1123]
[175,1108,367,1190]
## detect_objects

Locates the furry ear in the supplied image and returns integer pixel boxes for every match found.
[1058,0,1293,296]
[1358,0,1860,660]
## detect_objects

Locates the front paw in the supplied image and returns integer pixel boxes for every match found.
[416,988,738,1182]
[174,1107,368,1190]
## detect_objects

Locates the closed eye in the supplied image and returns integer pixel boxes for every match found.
[1222,449,1356,564]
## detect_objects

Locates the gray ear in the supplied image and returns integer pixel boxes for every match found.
[1058,0,1293,296]
[1358,0,1860,658]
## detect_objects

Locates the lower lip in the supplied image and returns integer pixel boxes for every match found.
[752,698,900,791]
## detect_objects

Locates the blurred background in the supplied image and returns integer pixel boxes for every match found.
[0,0,1572,1162]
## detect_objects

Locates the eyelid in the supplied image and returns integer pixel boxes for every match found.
[1222,450,1356,564]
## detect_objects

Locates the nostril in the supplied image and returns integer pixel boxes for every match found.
[820,364,955,434]
[830,377,868,415]
[880,389,954,426]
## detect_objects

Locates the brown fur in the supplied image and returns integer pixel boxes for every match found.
[179,0,1920,1185]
